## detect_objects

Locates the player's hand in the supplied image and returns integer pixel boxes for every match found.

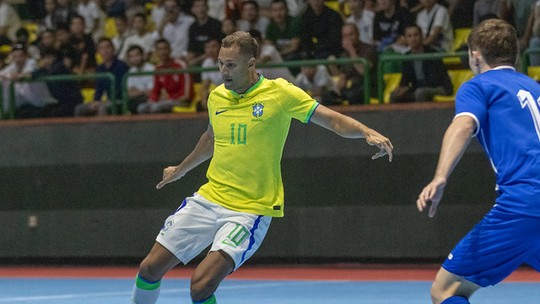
[366,131,393,162]
[156,166,181,189]
[416,177,446,217]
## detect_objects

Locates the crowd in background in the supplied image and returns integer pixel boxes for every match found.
[0,0,536,119]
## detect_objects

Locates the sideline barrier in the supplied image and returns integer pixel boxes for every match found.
[122,57,372,109]
[5,72,116,119]
[377,51,468,103]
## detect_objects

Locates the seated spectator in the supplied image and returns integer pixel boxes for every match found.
[300,0,344,59]
[76,0,106,40]
[473,0,499,26]
[123,13,155,61]
[221,17,237,37]
[331,23,378,105]
[111,14,133,60]
[391,24,452,103]
[294,58,336,105]
[186,0,223,67]
[105,0,126,18]
[40,0,60,31]
[34,48,83,117]
[199,38,223,111]
[416,0,453,51]
[36,29,57,56]
[345,0,375,45]
[0,0,22,42]
[249,29,294,82]
[208,0,225,21]
[74,37,129,116]
[150,0,166,29]
[237,1,270,38]
[154,0,195,59]
[265,0,302,62]
[67,14,97,74]
[526,0,540,65]
[55,0,76,28]
[124,0,146,24]
[0,43,57,118]
[448,0,475,29]
[125,44,155,113]
[15,28,40,60]
[373,0,415,52]
[137,39,194,114]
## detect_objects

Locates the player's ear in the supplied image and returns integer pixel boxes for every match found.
[248,58,255,68]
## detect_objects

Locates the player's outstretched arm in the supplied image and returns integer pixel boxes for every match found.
[156,124,215,189]
[416,116,476,217]
[309,104,394,161]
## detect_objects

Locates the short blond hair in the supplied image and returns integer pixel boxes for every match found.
[221,31,259,59]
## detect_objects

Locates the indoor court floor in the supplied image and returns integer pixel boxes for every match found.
[1,265,539,304]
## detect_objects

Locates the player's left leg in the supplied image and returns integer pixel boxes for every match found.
[190,250,235,303]
[430,267,480,304]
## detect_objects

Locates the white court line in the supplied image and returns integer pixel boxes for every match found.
[0,282,285,302]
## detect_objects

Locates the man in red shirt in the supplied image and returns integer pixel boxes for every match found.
[137,39,194,113]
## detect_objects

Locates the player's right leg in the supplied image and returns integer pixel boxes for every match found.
[430,267,480,304]
[131,242,180,304]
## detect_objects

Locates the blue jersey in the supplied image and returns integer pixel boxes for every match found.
[455,67,540,217]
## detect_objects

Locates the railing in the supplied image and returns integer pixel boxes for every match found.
[4,72,116,119]
[122,57,372,107]
[376,51,469,103]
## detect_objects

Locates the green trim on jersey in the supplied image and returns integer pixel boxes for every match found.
[198,76,319,217]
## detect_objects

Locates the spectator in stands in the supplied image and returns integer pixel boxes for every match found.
[237,1,270,38]
[373,0,414,52]
[221,17,237,37]
[345,0,375,45]
[125,44,155,114]
[524,0,540,65]
[416,0,454,51]
[499,0,534,40]
[40,0,61,31]
[473,0,499,26]
[249,29,294,82]
[74,37,129,116]
[150,0,166,28]
[331,23,378,104]
[199,38,223,111]
[68,14,97,74]
[36,29,56,56]
[399,0,423,15]
[105,0,126,18]
[448,0,475,29]
[265,0,303,62]
[55,0,76,28]
[285,0,308,17]
[0,0,22,42]
[123,13,155,61]
[111,14,133,60]
[154,0,195,59]
[137,39,194,114]
[391,24,452,103]
[186,0,223,67]
[294,55,336,105]
[34,47,83,117]
[125,0,146,25]
[76,0,106,40]
[208,0,225,21]
[300,0,344,59]
[0,43,57,118]
[15,28,40,60]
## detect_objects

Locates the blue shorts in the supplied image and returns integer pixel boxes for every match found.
[442,206,540,287]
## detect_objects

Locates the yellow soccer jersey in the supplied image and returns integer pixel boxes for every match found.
[197,76,319,217]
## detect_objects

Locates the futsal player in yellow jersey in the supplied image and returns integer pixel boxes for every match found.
[131,31,394,304]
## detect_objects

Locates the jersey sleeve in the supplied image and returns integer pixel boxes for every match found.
[279,80,319,123]
[454,80,486,136]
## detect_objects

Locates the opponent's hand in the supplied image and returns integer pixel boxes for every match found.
[156,166,181,189]
[366,131,393,162]
[416,177,446,217]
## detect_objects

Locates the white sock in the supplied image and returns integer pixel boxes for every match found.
[131,274,161,304]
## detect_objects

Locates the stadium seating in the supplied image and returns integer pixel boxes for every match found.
[528,66,540,81]
[172,82,203,113]
[382,73,402,104]
[433,69,474,102]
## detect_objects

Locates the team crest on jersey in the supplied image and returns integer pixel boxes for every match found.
[252,102,264,118]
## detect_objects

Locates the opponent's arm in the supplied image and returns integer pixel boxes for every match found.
[416,115,476,217]
[156,124,215,189]
[309,104,393,161]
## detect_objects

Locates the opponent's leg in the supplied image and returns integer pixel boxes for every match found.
[190,249,235,303]
[131,242,181,304]
[431,267,480,304]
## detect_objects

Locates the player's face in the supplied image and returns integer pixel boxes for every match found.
[218,45,253,93]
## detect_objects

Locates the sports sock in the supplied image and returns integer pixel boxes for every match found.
[131,274,161,304]
[193,294,217,304]
[441,296,470,304]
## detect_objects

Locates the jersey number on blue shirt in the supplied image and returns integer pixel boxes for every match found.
[517,90,540,141]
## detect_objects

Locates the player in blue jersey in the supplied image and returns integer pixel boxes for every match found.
[416,19,540,304]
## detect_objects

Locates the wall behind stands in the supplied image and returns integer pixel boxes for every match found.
[0,103,496,263]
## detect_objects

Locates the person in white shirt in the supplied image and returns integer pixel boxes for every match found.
[154,0,195,59]
[416,0,454,51]
[0,0,22,42]
[77,0,106,40]
[295,62,336,105]
[199,38,223,111]
[249,29,294,82]
[126,44,155,114]
[345,0,375,45]
[237,1,270,38]
[123,13,156,61]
